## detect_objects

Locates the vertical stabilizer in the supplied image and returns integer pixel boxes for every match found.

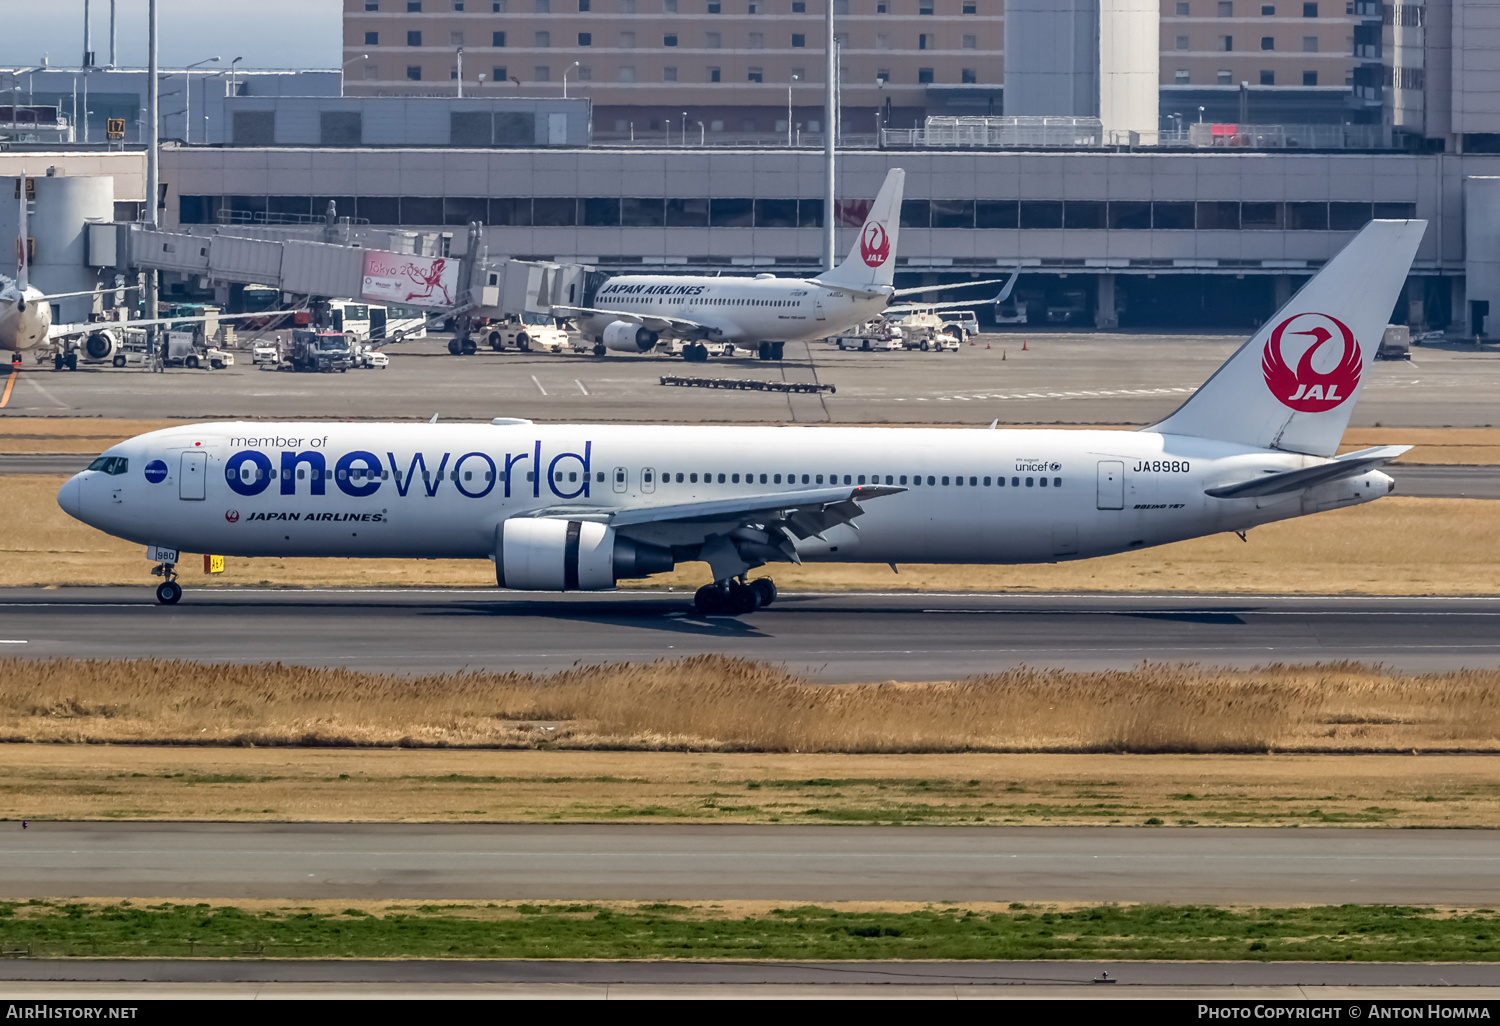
[16,173,29,291]
[1151,219,1426,457]
[816,168,905,293]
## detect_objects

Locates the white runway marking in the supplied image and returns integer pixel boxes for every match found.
[893,386,1196,403]
[0,640,26,644]
[574,379,589,395]
[531,376,547,396]
[22,374,68,409]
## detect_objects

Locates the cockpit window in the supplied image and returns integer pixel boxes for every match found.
[86,456,128,475]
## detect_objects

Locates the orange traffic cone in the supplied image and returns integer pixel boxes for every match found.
[1021,338,1028,351]
[985,343,991,350]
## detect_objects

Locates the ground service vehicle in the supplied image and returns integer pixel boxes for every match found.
[289,330,352,372]
[161,333,233,370]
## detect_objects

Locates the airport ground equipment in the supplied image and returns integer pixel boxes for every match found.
[832,320,906,351]
[287,330,352,372]
[660,375,836,395]
[1377,324,1413,361]
[159,332,232,370]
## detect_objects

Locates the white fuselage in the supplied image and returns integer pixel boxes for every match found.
[59,422,1393,568]
[0,282,52,354]
[584,275,889,344]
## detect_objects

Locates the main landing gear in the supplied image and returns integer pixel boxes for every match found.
[694,577,777,616]
[151,561,182,604]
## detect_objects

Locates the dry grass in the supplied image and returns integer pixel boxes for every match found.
[6,470,1500,592]
[3,656,1499,755]
[3,745,1500,827]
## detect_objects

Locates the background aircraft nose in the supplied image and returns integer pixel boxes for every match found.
[57,476,84,521]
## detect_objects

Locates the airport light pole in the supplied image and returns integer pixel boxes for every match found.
[787,73,797,147]
[563,60,580,99]
[181,56,219,143]
[340,54,365,97]
[145,0,159,366]
[823,0,836,271]
[682,111,688,146]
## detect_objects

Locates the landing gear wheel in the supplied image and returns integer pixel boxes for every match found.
[758,342,771,361]
[112,354,126,367]
[690,343,711,363]
[461,339,477,355]
[771,342,784,360]
[53,353,64,371]
[66,353,78,371]
[593,342,607,357]
[694,583,726,615]
[155,580,182,605]
[726,581,761,615]
[447,339,462,355]
[749,578,777,608]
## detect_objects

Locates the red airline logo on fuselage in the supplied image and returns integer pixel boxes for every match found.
[860,222,890,267]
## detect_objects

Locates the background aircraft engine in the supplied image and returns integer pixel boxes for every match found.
[496,518,674,590]
[602,321,659,353]
[83,330,119,361]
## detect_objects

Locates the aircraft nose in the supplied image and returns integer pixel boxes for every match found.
[57,475,85,521]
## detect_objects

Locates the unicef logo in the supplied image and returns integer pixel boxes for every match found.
[143,460,168,484]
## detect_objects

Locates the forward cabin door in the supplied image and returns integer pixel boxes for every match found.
[179,452,207,500]
[1096,461,1124,510]
[815,295,826,322]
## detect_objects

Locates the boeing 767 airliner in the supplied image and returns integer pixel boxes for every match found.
[58,220,1425,614]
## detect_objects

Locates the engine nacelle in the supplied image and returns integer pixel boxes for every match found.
[602,320,659,353]
[83,330,119,362]
[495,518,674,590]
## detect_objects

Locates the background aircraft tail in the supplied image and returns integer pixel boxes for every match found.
[817,168,904,293]
[16,172,29,291]
[1151,219,1426,458]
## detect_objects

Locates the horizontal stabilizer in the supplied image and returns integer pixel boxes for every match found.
[1205,445,1410,498]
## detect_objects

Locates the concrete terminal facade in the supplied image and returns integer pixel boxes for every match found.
[162,143,1493,330]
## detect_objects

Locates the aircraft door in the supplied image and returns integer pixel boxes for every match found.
[641,468,656,494]
[815,296,826,322]
[1096,461,1124,510]
[612,467,628,493]
[179,452,207,501]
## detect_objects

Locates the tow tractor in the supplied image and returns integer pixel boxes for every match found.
[832,320,906,351]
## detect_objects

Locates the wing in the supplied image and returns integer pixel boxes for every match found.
[523,483,907,580]
[553,305,712,337]
[889,270,1020,300]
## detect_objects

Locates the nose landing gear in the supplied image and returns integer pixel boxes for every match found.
[693,576,777,616]
[150,561,182,604]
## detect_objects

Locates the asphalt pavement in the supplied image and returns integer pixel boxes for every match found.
[0,822,1495,904]
[5,333,1499,427]
[1,589,1497,678]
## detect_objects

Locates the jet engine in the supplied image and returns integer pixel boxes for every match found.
[602,321,659,353]
[495,518,674,590]
[82,330,120,363]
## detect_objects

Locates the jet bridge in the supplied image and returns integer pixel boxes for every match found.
[114,219,593,331]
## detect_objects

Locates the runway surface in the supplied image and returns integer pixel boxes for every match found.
[2,958,1498,992]
[1,823,1496,904]
[2,588,1498,678]
[6,333,1499,426]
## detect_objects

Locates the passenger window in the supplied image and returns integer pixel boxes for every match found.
[1039,476,1048,487]
[943,476,951,486]
[732,473,740,483]
[759,473,767,484]
[1026,477,1034,487]
[927,476,936,485]
[774,474,782,483]
[570,472,578,482]
[597,471,605,482]
[885,475,894,485]
[984,476,991,486]
[527,471,535,481]
[464,471,472,481]
[857,475,866,484]
[615,470,625,482]
[815,474,824,484]
[970,476,977,486]
[1054,476,1062,487]
[843,474,852,485]
[690,473,698,483]
[298,469,306,480]
[1011,476,1019,487]
[717,473,726,483]
[900,475,908,485]
[644,470,654,483]
[677,473,684,482]
[801,474,810,484]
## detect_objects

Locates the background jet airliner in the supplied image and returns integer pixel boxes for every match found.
[557,169,1012,361]
[59,220,1424,613]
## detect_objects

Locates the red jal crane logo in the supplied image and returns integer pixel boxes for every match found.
[1261,312,1362,413]
[860,221,891,268]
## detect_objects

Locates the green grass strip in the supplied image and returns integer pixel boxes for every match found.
[0,902,1498,961]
